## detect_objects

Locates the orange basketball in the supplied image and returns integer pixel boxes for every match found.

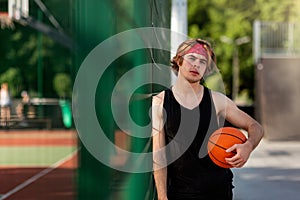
[207,127,247,168]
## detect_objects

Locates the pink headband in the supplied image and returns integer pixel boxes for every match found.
[185,43,209,59]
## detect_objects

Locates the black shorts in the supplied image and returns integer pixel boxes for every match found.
[167,182,234,200]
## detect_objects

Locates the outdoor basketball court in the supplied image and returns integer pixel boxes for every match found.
[0,129,78,200]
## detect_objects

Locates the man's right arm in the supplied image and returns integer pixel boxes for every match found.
[152,92,168,200]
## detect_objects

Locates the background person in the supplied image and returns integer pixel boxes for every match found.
[0,82,12,126]
[16,90,30,120]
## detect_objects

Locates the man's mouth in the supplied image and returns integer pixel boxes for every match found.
[190,70,199,75]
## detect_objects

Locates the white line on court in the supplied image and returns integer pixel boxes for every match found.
[0,149,78,200]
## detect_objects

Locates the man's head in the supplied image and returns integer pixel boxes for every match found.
[171,38,217,76]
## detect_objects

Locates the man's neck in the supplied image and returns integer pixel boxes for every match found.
[173,75,202,95]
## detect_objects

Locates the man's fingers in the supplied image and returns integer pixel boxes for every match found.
[225,154,246,168]
[226,144,237,153]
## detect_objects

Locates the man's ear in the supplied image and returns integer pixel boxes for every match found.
[177,61,181,67]
[177,56,183,67]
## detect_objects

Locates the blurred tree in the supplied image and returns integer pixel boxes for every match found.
[53,73,72,99]
[0,0,73,98]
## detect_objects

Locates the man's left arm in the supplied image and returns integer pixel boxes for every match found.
[215,94,264,168]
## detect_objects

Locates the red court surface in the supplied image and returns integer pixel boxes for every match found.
[0,130,77,146]
[0,130,78,200]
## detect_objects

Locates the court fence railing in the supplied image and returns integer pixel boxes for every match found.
[253,20,300,63]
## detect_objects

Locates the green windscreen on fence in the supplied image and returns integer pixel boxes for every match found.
[73,0,171,199]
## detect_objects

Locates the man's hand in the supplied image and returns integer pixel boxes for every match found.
[225,141,253,168]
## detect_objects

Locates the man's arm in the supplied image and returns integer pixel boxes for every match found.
[213,91,264,168]
[152,92,168,200]
[153,131,168,200]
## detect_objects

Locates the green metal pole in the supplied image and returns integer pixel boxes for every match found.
[37,9,43,98]
[37,9,43,118]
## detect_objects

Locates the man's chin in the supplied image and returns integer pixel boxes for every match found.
[187,78,201,84]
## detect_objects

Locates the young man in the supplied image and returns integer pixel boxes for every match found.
[152,38,264,200]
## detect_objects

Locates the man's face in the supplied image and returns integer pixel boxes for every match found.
[179,53,208,83]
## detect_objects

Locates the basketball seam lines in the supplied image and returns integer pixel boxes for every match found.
[208,140,227,151]
[208,140,237,154]
[211,132,246,143]
[208,151,231,167]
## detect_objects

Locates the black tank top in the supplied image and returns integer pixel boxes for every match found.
[163,86,233,199]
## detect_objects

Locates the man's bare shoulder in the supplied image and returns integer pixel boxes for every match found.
[210,90,227,101]
[211,90,238,114]
[152,91,165,105]
[210,90,231,111]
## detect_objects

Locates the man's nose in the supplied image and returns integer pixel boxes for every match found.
[193,61,200,68]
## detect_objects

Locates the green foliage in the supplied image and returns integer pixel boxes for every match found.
[254,0,297,22]
[53,73,72,99]
[0,0,73,98]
